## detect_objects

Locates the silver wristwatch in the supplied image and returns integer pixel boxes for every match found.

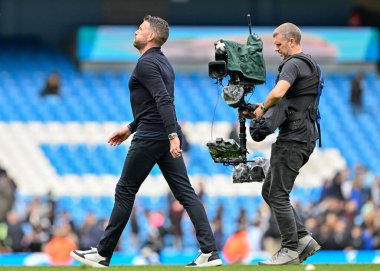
[168,133,178,140]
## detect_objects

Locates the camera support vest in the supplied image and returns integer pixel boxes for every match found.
[276,54,324,147]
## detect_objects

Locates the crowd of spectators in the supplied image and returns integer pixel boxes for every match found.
[0,164,379,264]
[236,164,380,262]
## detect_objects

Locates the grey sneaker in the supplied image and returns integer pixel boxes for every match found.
[297,235,321,263]
[258,248,300,265]
[186,251,223,267]
[70,247,109,268]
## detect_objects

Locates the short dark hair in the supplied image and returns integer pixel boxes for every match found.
[144,15,169,46]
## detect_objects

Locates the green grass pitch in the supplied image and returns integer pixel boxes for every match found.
[0,264,377,271]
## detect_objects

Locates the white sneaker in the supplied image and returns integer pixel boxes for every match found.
[297,235,321,263]
[70,247,109,268]
[186,251,223,267]
[258,248,300,265]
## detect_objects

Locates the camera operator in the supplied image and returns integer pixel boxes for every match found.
[243,23,322,265]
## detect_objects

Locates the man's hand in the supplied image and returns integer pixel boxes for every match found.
[242,103,264,119]
[108,126,132,146]
[253,103,265,119]
[242,110,256,120]
[169,134,182,159]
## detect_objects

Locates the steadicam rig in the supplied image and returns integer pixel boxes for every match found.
[206,14,269,183]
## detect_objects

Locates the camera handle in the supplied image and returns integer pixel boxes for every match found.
[237,102,257,162]
[237,108,248,162]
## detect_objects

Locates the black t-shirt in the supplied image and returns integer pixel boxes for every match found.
[128,47,179,140]
[277,53,318,143]
[279,54,313,86]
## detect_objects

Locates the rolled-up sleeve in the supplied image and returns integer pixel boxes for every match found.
[127,120,137,133]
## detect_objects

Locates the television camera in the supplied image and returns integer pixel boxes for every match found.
[206,15,269,183]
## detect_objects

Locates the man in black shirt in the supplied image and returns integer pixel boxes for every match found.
[71,15,222,267]
[245,23,322,265]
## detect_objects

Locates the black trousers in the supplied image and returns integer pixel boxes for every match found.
[262,141,315,250]
[97,137,217,259]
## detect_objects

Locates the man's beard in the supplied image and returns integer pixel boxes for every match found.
[133,39,146,50]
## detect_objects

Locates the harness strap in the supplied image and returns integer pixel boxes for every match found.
[315,64,324,147]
